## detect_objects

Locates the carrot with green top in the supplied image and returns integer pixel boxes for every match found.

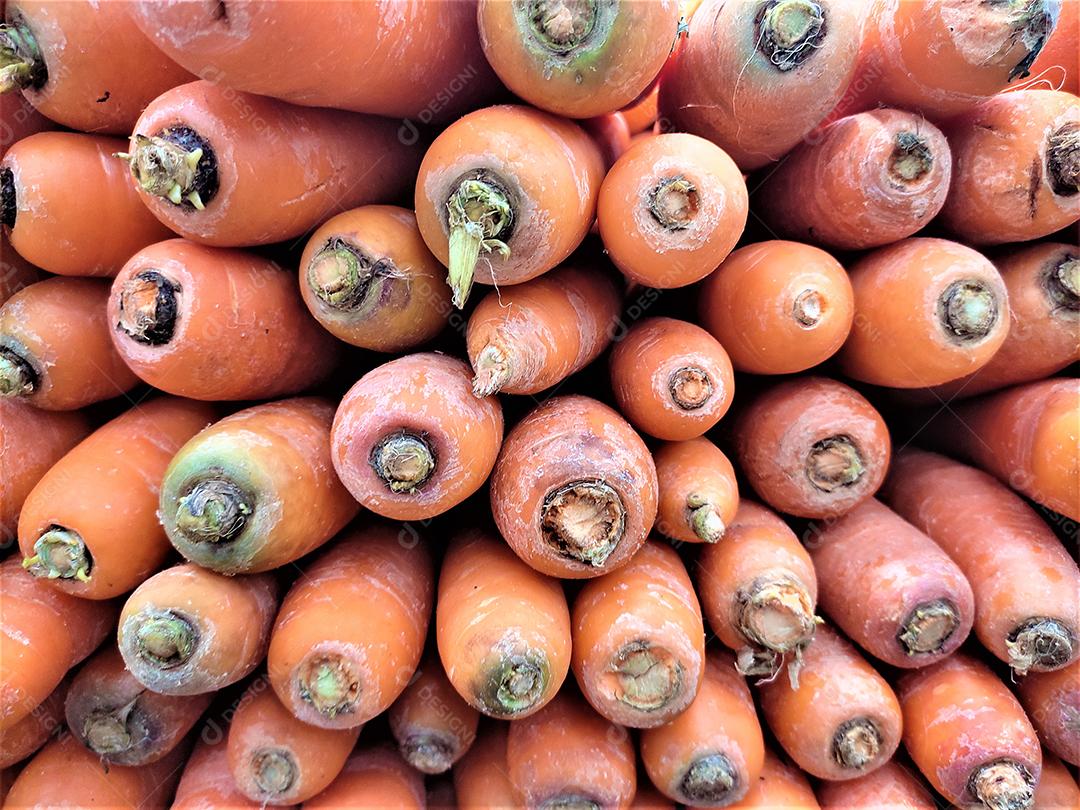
[654,438,739,544]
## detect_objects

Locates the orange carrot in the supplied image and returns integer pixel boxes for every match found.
[331,354,504,521]
[1017,660,1079,767]
[730,749,819,809]
[490,395,658,578]
[454,722,521,809]
[305,745,426,809]
[621,83,660,135]
[0,677,65,769]
[1008,0,1078,95]
[582,112,633,169]
[631,783,676,809]
[815,759,936,809]
[172,733,262,810]
[1035,752,1080,808]
[0,93,51,159]
[654,437,739,544]
[0,231,40,306]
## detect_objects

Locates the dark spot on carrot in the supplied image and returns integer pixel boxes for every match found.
[832,716,881,770]
[1046,122,1079,197]
[1006,616,1075,674]
[96,90,111,103]
[117,270,180,346]
[1004,0,1055,82]
[1,167,15,229]
[211,0,228,22]
[539,795,601,810]
[1043,252,1079,313]
[0,14,47,91]
[0,344,37,397]
[1027,156,1042,217]
[679,752,738,804]
[754,0,827,72]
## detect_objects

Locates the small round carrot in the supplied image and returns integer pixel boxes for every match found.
[305,745,426,809]
[730,748,819,809]
[899,654,1042,809]
[506,690,636,808]
[1017,659,1079,767]
[414,105,605,307]
[0,231,41,305]
[610,316,735,441]
[109,240,341,401]
[582,112,633,169]
[597,133,748,288]
[227,682,360,807]
[815,759,936,809]
[758,624,902,781]
[172,734,261,810]
[641,649,765,806]
[298,205,451,353]
[331,353,504,521]
[940,90,1079,245]
[437,530,571,720]
[18,397,213,599]
[733,377,891,519]
[699,241,855,375]
[0,677,66,769]
[162,398,360,574]
[1035,753,1080,808]
[490,394,658,578]
[1009,0,1078,95]
[654,438,739,544]
[454,721,521,809]
[621,83,660,135]
[268,524,433,730]
[118,564,278,697]
[0,277,139,410]
[466,262,622,397]
[0,93,52,159]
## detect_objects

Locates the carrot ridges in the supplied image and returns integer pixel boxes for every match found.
[969,759,1035,810]
[115,271,180,345]
[1006,617,1074,674]
[370,432,437,494]
[898,599,962,656]
[119,127,216,210]
[1047,122,1079,196]
[446,174,514,308]
[755,0,827,72]
[0,19,45,92]
[541,480,626,567]
[22,526,92,582]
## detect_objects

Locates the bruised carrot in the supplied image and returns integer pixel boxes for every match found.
[466,262,622,397]
[0,93,51,159]
[305,745,426,809]
[621,83,660,135]
[610,316,734,441]
[454,722,521,809]
[815,759,936,809]
[109,240,341,401]
[491,395,658,578]
[598,133,748,288]
[0,277,139,410]
[268,524,433,730]
[437,530,571,719]
[299,206,451,353]
[654,438,739,544]
[162,398,360,574]
[733,377,891,519]
[172,734,261,810]
[1017,660,1080,767]
[118,564,278,698]
[414,105,605,307]
[582,112,633,169]
[1035,753,1080,808]
[731,749,819,809]
[1010,0,1079,95]
[18,397,213,598]
[0,231,39,305]
[331,354,504,521]
[699,241,854,375]
[120,80,420,247]
[0,677,65,768]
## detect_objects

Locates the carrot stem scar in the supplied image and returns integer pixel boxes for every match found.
[23,527,92,582]
[446,177,513,309]
[117,128,216,211]
[0,346,36,397]
[0,18,45,92]
[174,478,252,544]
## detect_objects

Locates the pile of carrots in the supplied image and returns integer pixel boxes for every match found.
[1,0,1079,807]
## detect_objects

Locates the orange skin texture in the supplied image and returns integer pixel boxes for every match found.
[898,654,1042,804]
[268,524,433,730]
[882,449,1080,672]
[506,690,637,809]
[815,759,936,808]
[641,649,765,806]
[621,84,660,135]
[129,80,420,247]
[0,277,139,410]
[17,397,214,600]
[630,783,676,809]
[610,317,735,441]
[454,722,522,808]
[415,105,605,288]
[118,564,278,697]
[598,133,748,288]
[733,376,891,519]
[298,206,451,352]
[0,231,42,306]
[0,93,52,159]
[940,91,1080,245]
[108,239,341,401]
[305,745,426,809]
[654,438,739,544]
[226,684,360,806]
[466,262,623,396]
[172,735,266,810]
[0,677,65,769]
[728,749,819,809]
[1035,753,1080,807]
[571,540,706,728]
[490,394,658,579]
[437,531,571,720]
[1009,0,1079,95]
[583,112,634,169]
[331,353,504,521]
[839,238,1010,388]
[1017,660,1080,767]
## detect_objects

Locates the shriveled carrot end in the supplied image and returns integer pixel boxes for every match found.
[678,752,739,805]
[0,346,37,397]
[471,344,512,398]
[755,0,827,72]
[116,270,180,346]
[938,279,1000,342]
[1047,122,1079,197]
[24,526,92,583]
[898,599,961,656]
[1005,617,1075,675]
[540,480,626,567]
[83,697,139,758]
[668,366,714,410]
[832,717,882,772]
[297,654,362,719]
[607,641,684,712]
[738,576,819,656]
[968,759,1036,810]
[370,431,437,494]
[0,19,45,93]
[446,177,513,309]
[1045,253,1079,311]
[888,132,934,184]
[133,611,198,670]
[251,747,298,800]
[805,435,865,492]
[401,734,455,775]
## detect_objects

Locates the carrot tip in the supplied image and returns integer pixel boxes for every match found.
[370,431,437,493]
[1047,122,1079,196]
[609,641,684,711]
[133,610,198,669]
[116,270,180,346]
[669,366,714,410]
[83,696,140,758]
[25,527,92,582]
[678,752,738,805]
[446,176,514,309]
[888,132,933,184]
[251,748,298,799]
[969,759,1035,810]
[296,655,361,718]
[0,346,36,397]
[738,576,818,654]
[939,280,1000,342]
[898,598,961,656]
[540,480,626,567]
[686,496,725,542]
[0,20,43,93]
[174,479,253,544]
[792,289,824,328]
[648,176,699,231]
[471,344,511,398]
[806,435,864,492]
[1006,617,1074,675]
[831,717,882,771]
[478,651,549,717]
[1047,253,1079,310]
[401,734,455,775]
[756,0,826,73]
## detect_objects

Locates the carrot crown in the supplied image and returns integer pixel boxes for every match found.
[117,127,216,211]
[83,697,140,759]
[0,17,45,93]
[446,176,513,309]
[968,759,1035,810]
[132,610,198,670]
[471,344,512,398]
[116,271,180,346]
[832,717,882,771]
[1046,252,1079,312]
[22,526,92,583]
[1005,617,1074,675]
[251,748,298,799]
[806,436,864,492]
[297,654,361,719]
[754,0,827,72]
[524,0,600,53]
[1047,122,1079,197]
[679,753,739,805]
[173,478,253,545]
[669,366,713,410]
[540,480,626,567]
[477,650,550,718]
[0,345,37,398]
[648,176,699,231]
[370,431,437,494]
[609,641,684,712]
[306,239,400,312]
[888,132,934,184]
[686,492,725,543]
[938,280,1000,342]
[897,599,961,657]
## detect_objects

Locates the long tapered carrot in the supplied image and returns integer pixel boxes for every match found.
[161,398,360,574]
[1009,0,1078,95]
[699,241,854,375]
[0,231,40,306]
[1035,753,1080,808]
[0,677,65,769]
[304,745,426,809]
[654,438,739,544]
[108,240,341,401]
[490,395,658,578]
[18,397,213,598]
[899,654,1042,809]
[454,722,521,809]
[331,354,503,521]
[0,93,51,159]
[172,734,262,810]
[268,524,433,730]
[815,759,936,809]
[730,749,819,809]
[0,277,139,410]
[1017,659,1079,767]
[465,262,622,397]
[414,105,605,307]
[437,530,571,720]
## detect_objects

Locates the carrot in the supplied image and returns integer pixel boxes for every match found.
[331,354,504,521]
[490,394,658,578]
[0,677,65,769]
[1035,753,1080,809]
[466,262,622,397]
[119,80,420,247]
[730,749,819,809]
[597,133,748,288]
[506,689,636,808]
[733,377,891,519]
[658,0,863,170]
[18,397,213,598]
[882,448,1080,675]
[414,104,605,307]
[631,783,676,809]
[0,277,139,410]
[172,734,262,810]
[582,112,633,169]
[1008,0,1079,95]
[305,745,425,809]
[227,682,360,806]
[699,241,854,375]
[838,238,1011,388]
[118,564,278,697]
[654,438,739,544]
[0,231,40,306]
[161,398,360,574]
[610,316,735,441]
[437,530,571,720]
[268,524,433,730]
[621,83,660,135]
[815,759,936,809]
[641,649,765,806]
[0,92,51,159]
[898,654,1042,809]
[454,722,521,809]
[1017,660,1080,767]
[298,205,451,353]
